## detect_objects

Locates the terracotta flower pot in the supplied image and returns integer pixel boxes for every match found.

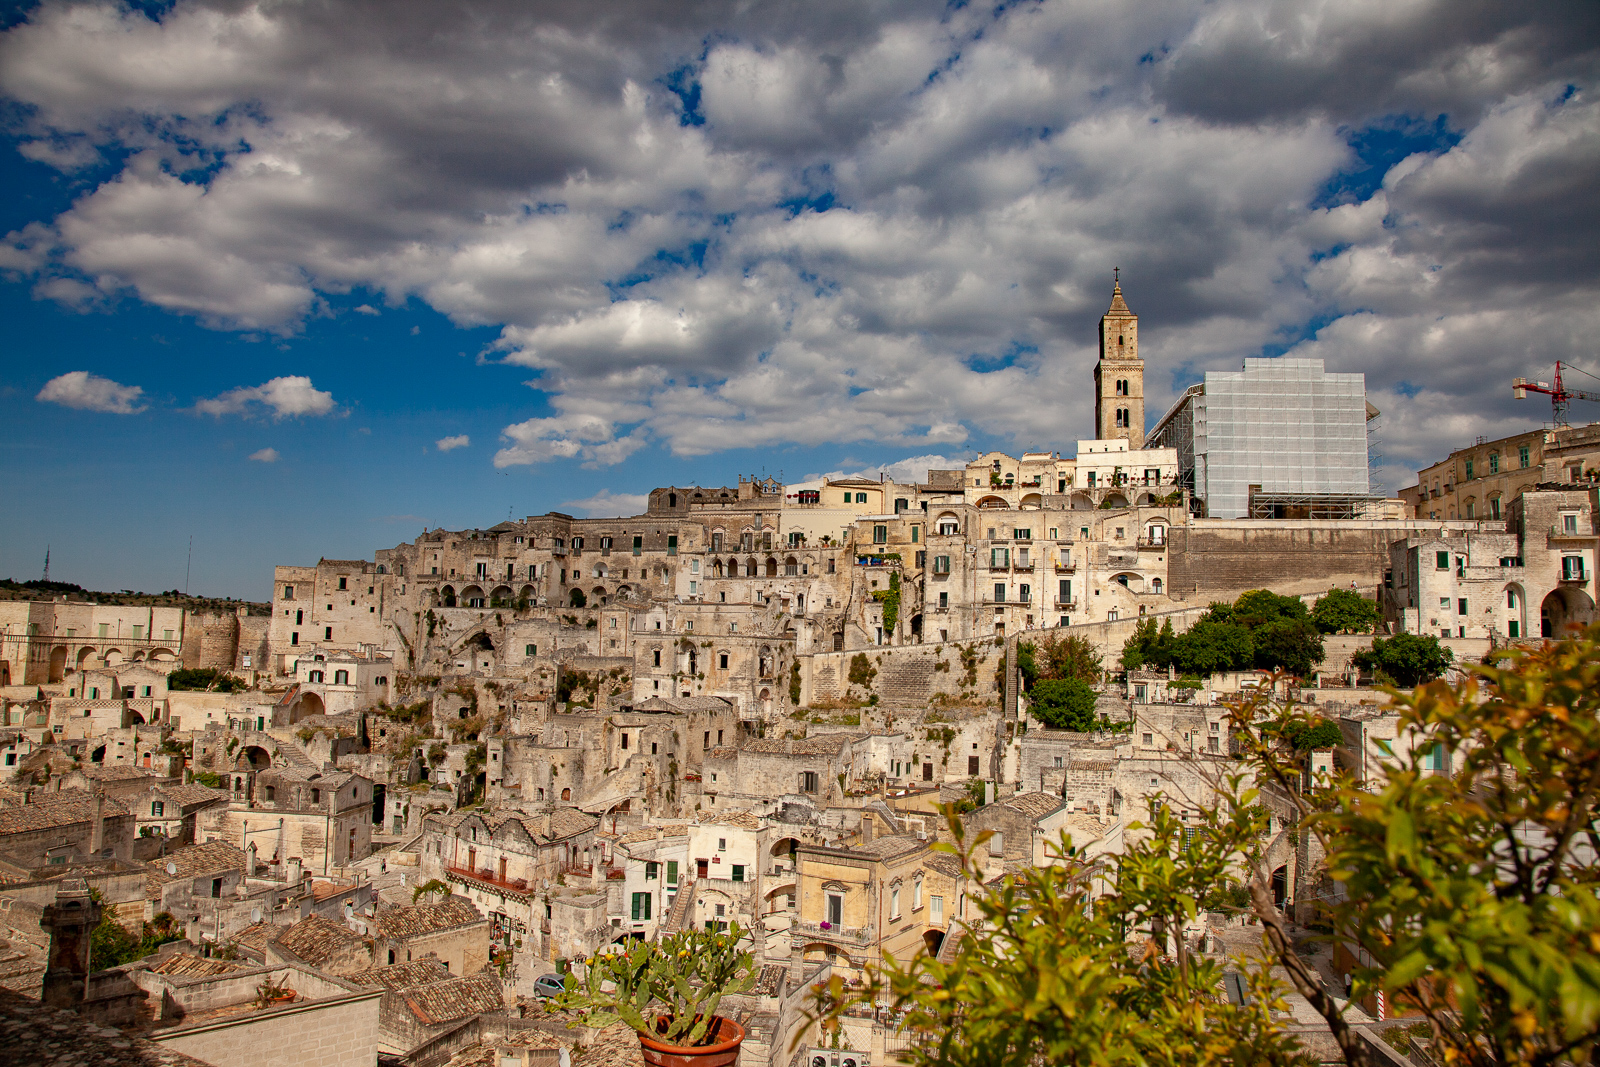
[638,1016,746,1067]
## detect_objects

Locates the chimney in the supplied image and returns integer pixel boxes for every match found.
[40,880,101,1008]
[984,781,995,806]
[287,856,303,884]
[861,816,872,844]
[89,790,105,857]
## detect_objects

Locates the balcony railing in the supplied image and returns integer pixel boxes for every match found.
[446,865,531,895]
[1012,560,1035,571]
[794,920,873,945]
[1550,525,1596,540]
[1054,599,1079,611]
[1137,537,1167,548]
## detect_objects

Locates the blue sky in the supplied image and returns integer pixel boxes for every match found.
[2,0,1597,599]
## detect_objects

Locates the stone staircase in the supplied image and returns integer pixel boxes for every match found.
[658,878,697,934]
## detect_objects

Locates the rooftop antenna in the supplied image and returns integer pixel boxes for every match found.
[41,546,50,583]
[184,535,193,596]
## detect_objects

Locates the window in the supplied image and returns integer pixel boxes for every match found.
[1436,550,1450,570]
[265,786,276,802]
[621,733,629,750]
[1019,584,1030,603]
[931,894,944,922]
[667,860,679,885]
[334,669,348,684]
[890,887,901,920]
[826,893,843,926]
[1143,732,1154,746]
[98,623,109,639]
[967,755,980,775]
[646,861,658,880]
[1489,452,1500,473]
[719,652,728,669]
[1563,556,1586,581]
[283,584,295,599]
[632,535,642,556]
[151,801,164,817]
[667,535,678,556]
[1465,458,1474,480]
[994,583,1006,602]
[989,832,1004,856]
[990,546,1009,567]
[312,788,320,804]
[732,864,745,882]
[1564,513,1579,534]
[895,498,908,512]
[631,893,652,920]
[526,643,536,656]
[914,879,923,910]
[1116,378,1128,396]
[856,492,868,504]
[873,525,888,544]
[1458,598,1468,616]
[1115,408,1129,428]
[934,555,951,574]
[291,632,299,646]
[653,650,662,667]
[1491,497,1502,520]
[704,731,711,748]
[801,771,819,793]
[911,526,919,543]
[1014,529,1031,540]
[939,591,949,609]
[325,626,333,640]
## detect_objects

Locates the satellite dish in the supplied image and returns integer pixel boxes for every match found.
[166,862,177,875]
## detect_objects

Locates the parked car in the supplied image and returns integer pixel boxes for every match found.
[532,973,567,1001]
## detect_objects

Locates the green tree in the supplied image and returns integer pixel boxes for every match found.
[1230,628,1600,1067]
[1251,617,1324,677]
[1036,632,1104,682]
[1170,619,1254,677]
[1026,678,1101,730]
[1229,589,1309,628]
[1310,588,1380,634]
[165,668,246,693]
[1120,618,1158,670]
[817,796,1308,1067]
[1352,633,1453,687]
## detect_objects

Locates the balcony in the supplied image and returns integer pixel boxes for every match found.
[1549,524,1597,542]
[1012,560,1036,572]
[446,864,532,899]
[794,920,873,946]
[1054,599,1079,611]
[1054,561,1076,573]
[1137,537,1167,549]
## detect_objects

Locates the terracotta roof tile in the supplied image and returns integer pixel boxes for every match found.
[402,971,506,1025]
[272,913,365,967]
[373,896,484,940]
[0,988,213,1066]
[344,958,451,989]
[0,793,129,835]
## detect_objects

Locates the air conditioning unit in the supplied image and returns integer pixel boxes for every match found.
[809,1052,870,1067]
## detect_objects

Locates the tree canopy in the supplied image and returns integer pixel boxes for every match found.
[1352,633,1453,687]
[1119,591,1323,678]
[1025,677,1103,731]
[1310,588,1381,634]
[165,667,246,692]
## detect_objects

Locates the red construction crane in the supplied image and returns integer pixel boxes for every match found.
[1512,361,1600,426]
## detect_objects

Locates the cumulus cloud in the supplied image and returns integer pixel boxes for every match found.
[248,447,280,462]
[195,376,337,418]
[435,434,470,451]
[808,454,973,485]
[36,370,145,413]
[558,488,651,517]
[1,0,1596,486]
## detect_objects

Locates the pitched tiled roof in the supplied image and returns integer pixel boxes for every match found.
[0,793,130,835]
[343,958,451,990]
[373,896,484,940]
[401,971,506,1025]
[752,963,785,997]
[0,989,213,1067]
[743,734,863,756]
[272,913,365,967]
[80,764,166,782]
[696,810,759,829]
[1002,791,1066,821]
[149,840,244,880]
[925,852,963,878]
[149,953,242,978]
[153,784,230,809]
[229,922,276,958]
[850,834,925,859]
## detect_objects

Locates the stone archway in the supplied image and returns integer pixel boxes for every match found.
[48,646,67,683]
[1503,583,1527,640]
[1540,587,1595,638]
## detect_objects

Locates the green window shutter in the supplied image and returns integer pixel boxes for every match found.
[1436,550,1450,569]
[632,893,643,920]
[666,860,678,884]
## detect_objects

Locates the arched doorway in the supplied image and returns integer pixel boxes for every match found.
[239,745,272,771]
[295,691,325,721]
[1103,492,1130,509]
[48,646,67,683]
[1541,588,1595,638]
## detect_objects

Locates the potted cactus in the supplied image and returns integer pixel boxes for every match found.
[550,924,757,1065]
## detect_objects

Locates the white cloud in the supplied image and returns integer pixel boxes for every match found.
[354,304,380,315]
[196,376,337,418]
[435,434,470,451]
[558,489,651,517]
[807,454,973,485]
[1,0,1595,479]
[36,370,145,413]
[248,447,280,462]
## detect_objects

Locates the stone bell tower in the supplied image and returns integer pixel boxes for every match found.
[1093,274,1145,448]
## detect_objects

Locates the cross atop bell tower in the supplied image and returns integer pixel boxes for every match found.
[1094,272,1144,448]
